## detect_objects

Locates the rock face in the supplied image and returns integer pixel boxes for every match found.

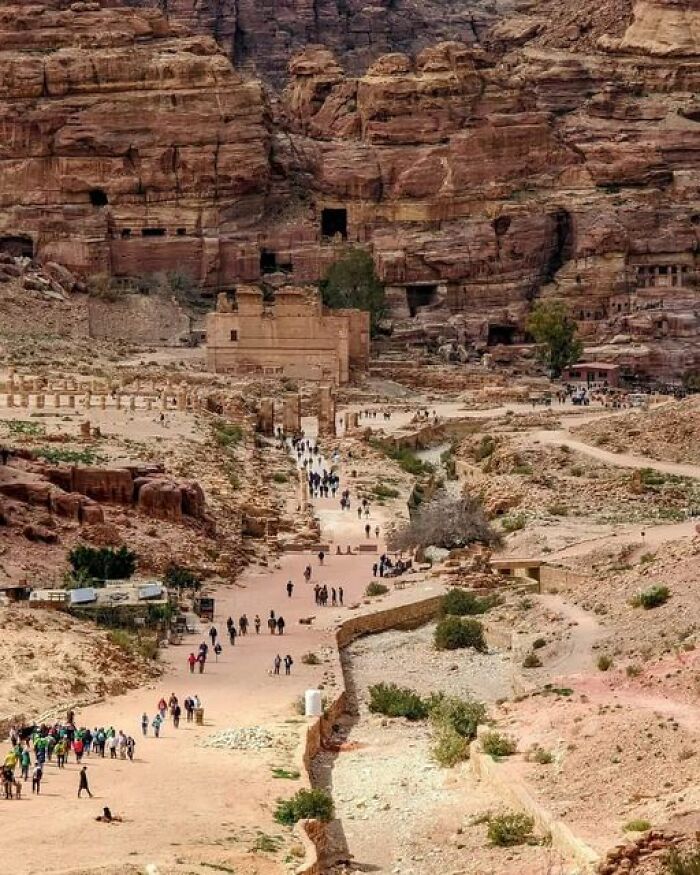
[1,0,699,380]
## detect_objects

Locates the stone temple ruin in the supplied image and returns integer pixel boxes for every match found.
[206,286,370,384]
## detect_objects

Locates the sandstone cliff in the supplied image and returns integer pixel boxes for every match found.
[0,0,698,380]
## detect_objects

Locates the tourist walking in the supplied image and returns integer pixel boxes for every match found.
[78,766,93,798]
[214,642,222,662]
[254,614,261,634]
[239,614,249,635]
[152,714,163,738]
[286,580,294,598]
[173,704,181,728]
[188,652,197,673]
[31,764,42,794]
[284,655,293,676]
[141,713,148,736]
[339,586,344,606]
[277,616,286,635]
[273,654,281,675]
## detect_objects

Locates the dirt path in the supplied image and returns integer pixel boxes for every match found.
[526,429,700,480]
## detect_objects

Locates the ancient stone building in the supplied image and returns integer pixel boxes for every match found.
[206,287,369,384]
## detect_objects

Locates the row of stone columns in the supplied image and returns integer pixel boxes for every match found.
[0,391,206,412]
[256,387,338,437]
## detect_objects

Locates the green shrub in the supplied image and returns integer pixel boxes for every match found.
[532,637,547,649]
[665,844,700,874]
[502,512,527,533]
[570,465,584,477]
[512,464,533,476]
[527,746,553,765]
[597,654,613,671]
[368,683,429,721]
[213,420,244,448]
[631,585,670,609]
[440,588,499,617]
[163,563,201,591]
[35,446,103,465]
[272,472,288,484]
[474,435,496,462]
[365,582,389,597]
[369,439,433,476]
[434,616,486,652]
[626,663,642,678]
[487,812,535,846]
[546,502,569,517]
[624,819,651,832]
[69,545,136,581]
[430,695,486,741]
[481,731,516,758]
[274,789,334,826]
[6,420,45,436]
[432,724,470,767]
[372,483,400,500]
[522,652,542,669]
[301,652,320,665]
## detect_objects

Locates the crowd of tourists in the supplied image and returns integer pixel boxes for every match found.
[2,710,136,801]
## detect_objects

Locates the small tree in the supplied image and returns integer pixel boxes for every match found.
[389,493,501,553]
[526,299,583,376]
[68,545,136,582]
[321,248,386,335]
[434,617,487,652]
[163,564,201,592]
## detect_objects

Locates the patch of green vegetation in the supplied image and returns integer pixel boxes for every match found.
[474,434,496,462]
[630,585,670,609]
[69,544,136,581]
[252,832,282,853]
[213,420,244,449]
[501,512,527,533]
[597,654,613,672]
[430,694,486,766]
[440,588,500,617]
[271,768,301,780]
[481,731,517,758]
[626,663,642,678]
[369,439,434,476]
[163,563,201,591]
[300,652,320,665]
[368,683,429,721]
[5,420,45,436]
[372,483,400,500]
[522,652,542,669]
[546,502,569,517]
[487,812,535,847]
[639,552,656,565]
[529,746,554,765]
[532,637,547,649]
[272,472,288,484]
[512,464,533,476]
[665,844,700,875]
[624,819,651,833]
[34,446,104,465]
[107,629,159,661]
[274,789,334,826]
[365,582,389,597]
[434,616,486,652]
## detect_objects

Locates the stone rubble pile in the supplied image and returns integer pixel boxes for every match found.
[597,830,684,874]
[199,726,275,750]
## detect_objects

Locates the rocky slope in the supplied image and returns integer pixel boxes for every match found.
[0,0,698,380]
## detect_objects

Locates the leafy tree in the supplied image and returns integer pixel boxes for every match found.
[320,248,386,335]
[526,299,583,376]
[68,545,137,582]
[163,564,201,592]
[434,617,487,652]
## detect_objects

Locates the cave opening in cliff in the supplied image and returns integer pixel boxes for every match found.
[89,188,108,207]
[260,250,277,274]
[487,324,516,345]
[544,208,573,282]
[141,227,166,237]
[321,208,347,239]
[0,235,33,258]
[406,284,438,317]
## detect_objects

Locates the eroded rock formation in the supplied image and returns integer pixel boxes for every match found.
[1,0,698,379]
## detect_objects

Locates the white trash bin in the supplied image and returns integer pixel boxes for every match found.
[305,689,323,717]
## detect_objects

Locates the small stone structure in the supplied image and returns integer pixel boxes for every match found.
[206,286,369,385]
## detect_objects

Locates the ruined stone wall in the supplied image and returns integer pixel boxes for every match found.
[206,287,367,384]
[87,295,192,345]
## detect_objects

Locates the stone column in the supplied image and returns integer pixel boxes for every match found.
[36,393,45,409]
[146,396,153,411]
[19,392,28,408]
[160,392,168,411]
[177,387,187,411]
[100,394,106,410]
[282,393,301,434]
[256,398,275,435]
[67,394,75,409]
[54,393,61,408]
[6,393,14,408]
[317,386,336,437]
